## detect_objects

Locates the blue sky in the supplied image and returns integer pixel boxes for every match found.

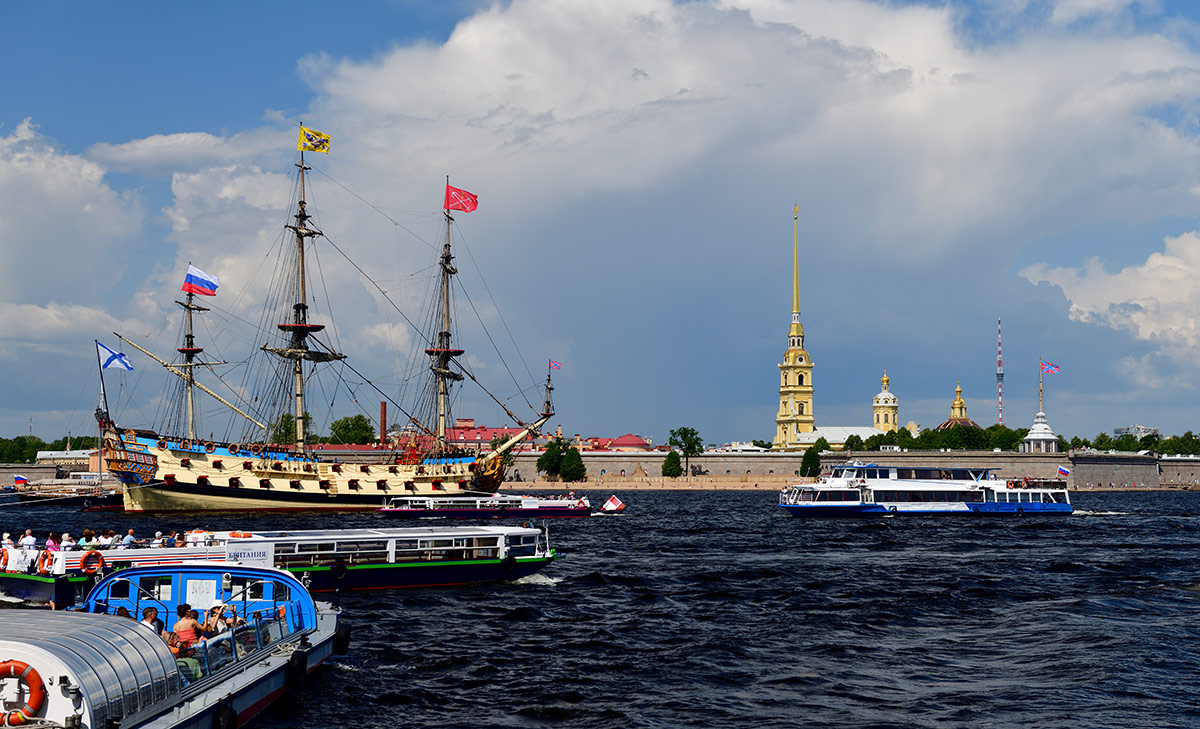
[5,0,1200,447]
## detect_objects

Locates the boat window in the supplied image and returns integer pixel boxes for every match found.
[896,469,913,479]
[109,579,131,600]
[423,539,454,549]
[473,537,499,548]
[139,575,173,602]
[297,543,335,553]
[337,541,388,553]
[394,540,418,551]
[274,543,296,554]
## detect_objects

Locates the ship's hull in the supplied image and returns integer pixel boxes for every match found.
[108,431,498,512]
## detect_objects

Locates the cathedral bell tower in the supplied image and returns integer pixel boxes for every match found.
[873,370,899,433]
[774,206,815,449]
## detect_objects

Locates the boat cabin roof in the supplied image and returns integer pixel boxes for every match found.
[209,525,540,542]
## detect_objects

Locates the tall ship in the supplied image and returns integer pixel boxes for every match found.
[100,129,553,512]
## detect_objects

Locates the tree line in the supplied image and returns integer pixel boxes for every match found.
[0,434,99,464]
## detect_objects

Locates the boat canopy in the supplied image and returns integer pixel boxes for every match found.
[0,611,180,727]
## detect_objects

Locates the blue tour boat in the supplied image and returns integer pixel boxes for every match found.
[0,562,345,728]
[779,462,1072,516]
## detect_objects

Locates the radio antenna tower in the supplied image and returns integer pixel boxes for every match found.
[996,318,1004,425]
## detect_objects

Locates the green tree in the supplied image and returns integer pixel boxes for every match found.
[800,445,821,477]
[536,436,567,480]
[489,434,515,467]
[269,413,316,445]
[1092,432,1113,450]
[1139,434,1160,452]
[751,439,773,450]
[559,446,587,482]
[329,414,377,445]
[661,450,683,477]
[842,434,864,451]
[668,426,704,476]
[1113,434,1140,451]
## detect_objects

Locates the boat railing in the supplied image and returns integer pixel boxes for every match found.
[173,606,302,690]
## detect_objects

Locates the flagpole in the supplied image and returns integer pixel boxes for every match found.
[95,340,110,417]
[1038,358,1044,413]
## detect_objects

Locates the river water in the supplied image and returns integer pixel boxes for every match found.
[3,489,1198,728]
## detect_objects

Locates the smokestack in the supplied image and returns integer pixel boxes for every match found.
[380,401,387,446]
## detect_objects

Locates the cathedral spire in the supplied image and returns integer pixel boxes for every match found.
[789,205,804,343]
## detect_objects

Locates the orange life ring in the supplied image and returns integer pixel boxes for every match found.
[251,443,264,456]
[0,549,8,572]
[228,443,240,456]
[228,531,253,538]
[35,550,52,576]
[180,439,191,451]
[157,439,167,449]
[0,660,46,725]
[204,441,216,454]
[80,550,104,575]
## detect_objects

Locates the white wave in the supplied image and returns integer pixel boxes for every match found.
[512,573,562,586]
[1072,510,1131,516]
[0,592,24,604]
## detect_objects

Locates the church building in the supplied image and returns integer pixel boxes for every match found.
[772,209,897,451]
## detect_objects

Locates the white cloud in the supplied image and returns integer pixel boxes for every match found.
[1022,230,1200,355]
[0,120,143,304]
[1050,0,1148,25]
[87,128,291,175]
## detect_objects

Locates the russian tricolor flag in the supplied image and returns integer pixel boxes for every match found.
[14,475,28,485]
[1057,465,1071,477]
[181,265,219,296]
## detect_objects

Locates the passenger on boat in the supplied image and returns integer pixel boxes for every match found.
[44,532,60,552]
[164,530,178,548]
[115,606,133,619]
[150,531,164,548]
[18,529,36,549]
[1,532,12,548]
[203,602,236,638]
[174,603,201,646]
[120,528,143,549]
[60,533,76,551]
[141,607,166,636]
[97,530,115,547]
[77,529,96,548]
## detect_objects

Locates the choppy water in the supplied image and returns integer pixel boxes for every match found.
[4,490,1199,728]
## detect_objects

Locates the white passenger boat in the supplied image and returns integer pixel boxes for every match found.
[779,462,1072,516]
[0,562,345,728]
[0,524,557,604]
[378,493,590,518]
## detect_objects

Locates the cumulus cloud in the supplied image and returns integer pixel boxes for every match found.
[1021,230,1200,355]
[0,120,143,303]
[87,128,292,175]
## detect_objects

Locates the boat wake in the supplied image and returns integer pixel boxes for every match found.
[1072,510,1131,516]
[0,591,22,604]
[512,573,561,586]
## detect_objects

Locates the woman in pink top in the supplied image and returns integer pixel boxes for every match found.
[174,602,201,646]
[44,532,60,552]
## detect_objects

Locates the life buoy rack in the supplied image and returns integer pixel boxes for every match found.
[80,550,105,575]
[35,550,52,576]
[0,660,46,726]
[204,441,216,454]
[228,443,240,456]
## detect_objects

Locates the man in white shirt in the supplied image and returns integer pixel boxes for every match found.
[18,530,36,549]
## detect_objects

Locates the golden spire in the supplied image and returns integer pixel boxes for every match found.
[881,368,890,390]
[792,205,800,315]
[789,205,804,340]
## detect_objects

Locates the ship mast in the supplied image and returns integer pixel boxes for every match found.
[176,291,207,440]
[263,147,345,453]
[427,206,465,451]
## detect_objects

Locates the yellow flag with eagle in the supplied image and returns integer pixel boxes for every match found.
[297,125,331,153]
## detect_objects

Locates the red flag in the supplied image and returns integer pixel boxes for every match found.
[444,184,478,212]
